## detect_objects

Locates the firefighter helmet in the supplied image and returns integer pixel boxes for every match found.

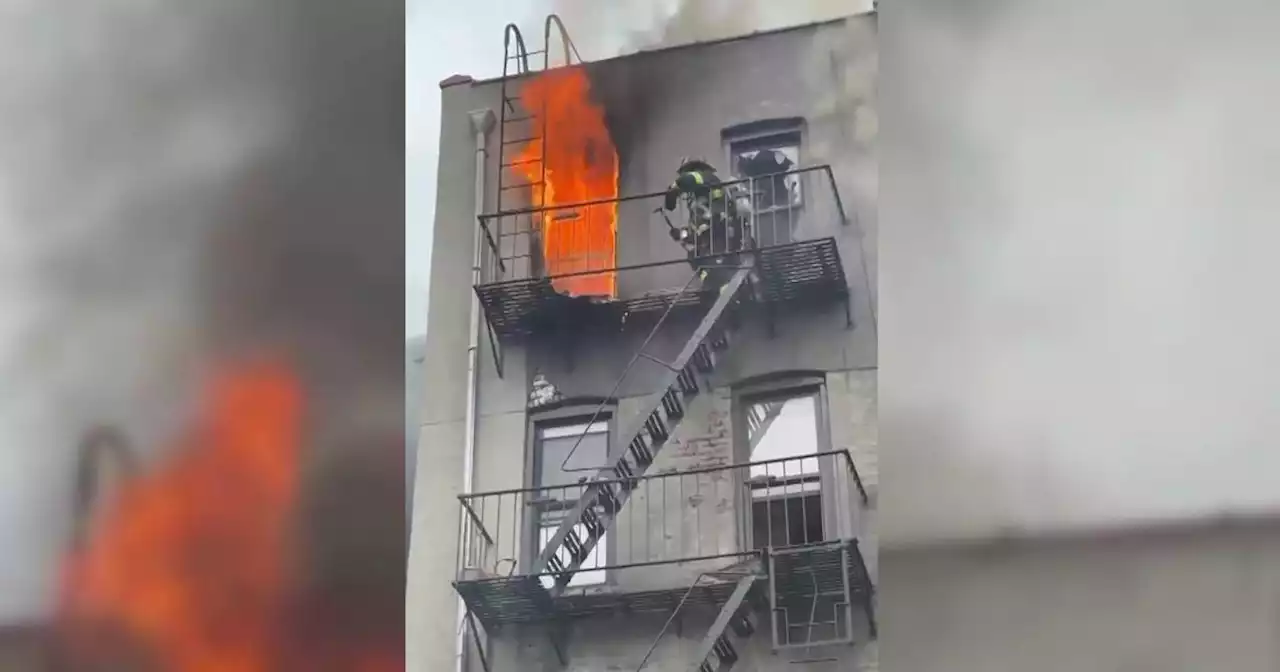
[677,156,717,174]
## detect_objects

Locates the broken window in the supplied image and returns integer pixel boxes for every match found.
[726,122,804,248]
[531,419,610,587]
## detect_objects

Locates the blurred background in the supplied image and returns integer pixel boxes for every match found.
[880,0,1280,669]
[4,0,1280,669]
[0,0,404,669]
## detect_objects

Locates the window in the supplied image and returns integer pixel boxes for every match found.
[725,121,805,248]
[740,389,829,550]
[530,419,610,588]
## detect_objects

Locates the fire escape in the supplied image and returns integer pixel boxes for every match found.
[454,15,875,672]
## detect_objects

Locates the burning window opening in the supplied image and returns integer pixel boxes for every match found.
[513,66,619,299]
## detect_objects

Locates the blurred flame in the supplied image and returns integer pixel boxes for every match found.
[57,361,404,671]
[514,66,619,297]
[60,361,299,671]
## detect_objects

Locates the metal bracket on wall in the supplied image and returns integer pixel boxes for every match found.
[465,610,492,672]
[486,319,505,379]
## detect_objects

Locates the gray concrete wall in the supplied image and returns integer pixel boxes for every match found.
[881,520,1280,671]
[409,14,878,672]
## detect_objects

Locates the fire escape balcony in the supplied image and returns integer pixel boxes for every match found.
[474,164,858,343]
[452,451,875,645]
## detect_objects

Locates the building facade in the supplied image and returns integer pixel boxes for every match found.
[409,12,878,672]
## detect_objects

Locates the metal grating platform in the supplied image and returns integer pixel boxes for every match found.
[475,237,848,342]
[768,540,877,648]
[456,571,768,632]
[753,238,848,305]
[475,279,718,342]
[453,576,558,630]
[770,540,872,603]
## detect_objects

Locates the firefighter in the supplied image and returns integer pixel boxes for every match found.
[662,157,753,292]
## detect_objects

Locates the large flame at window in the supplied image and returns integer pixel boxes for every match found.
[513,66,619,298]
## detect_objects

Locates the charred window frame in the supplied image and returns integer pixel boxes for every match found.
[523,402,617,588]
[731,373,840,552]
[724,118,807,248]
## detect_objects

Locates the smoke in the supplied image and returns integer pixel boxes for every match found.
[881,0,1280,545]
[0,0,403,631]
[0,1,288,624]
[542,0,874,59]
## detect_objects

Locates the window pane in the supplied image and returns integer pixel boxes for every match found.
[537,422,608,490]
[749,395,820,481]
[751,494,825,549]
[731,142,802,209]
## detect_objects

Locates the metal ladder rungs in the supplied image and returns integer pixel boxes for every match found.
[613,459,638,488]
[597,481,622,511]
[712,635,740,665]
[691,344,715,374]
[661,387,685,421]
[628,434,654,468]
[643,409,670,446]
[507,48,547,58]
[677,368,700,396]
[530,265,754,594]
[562,529,586,563]
[580,506,606,540]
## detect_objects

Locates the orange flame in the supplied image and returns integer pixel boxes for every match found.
[56,361,405,671]
[514,66,619,298]
[60,361,301,671]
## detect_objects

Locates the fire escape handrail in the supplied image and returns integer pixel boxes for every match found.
[456,449,866,501]
[474,164,849,284]
[479,164,839,222]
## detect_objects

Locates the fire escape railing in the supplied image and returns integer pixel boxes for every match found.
[476,164,849,286]
[454,450,868,585]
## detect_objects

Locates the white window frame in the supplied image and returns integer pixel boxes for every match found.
[733,377,840,551]
[528,418,612,589]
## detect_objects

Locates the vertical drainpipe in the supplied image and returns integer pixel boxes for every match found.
[457,107,495,672]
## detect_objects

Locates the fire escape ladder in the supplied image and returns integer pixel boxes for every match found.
[532,262,755,594]
[495,14,582,215]
[688,575,760,672]
[496,22,543,214]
